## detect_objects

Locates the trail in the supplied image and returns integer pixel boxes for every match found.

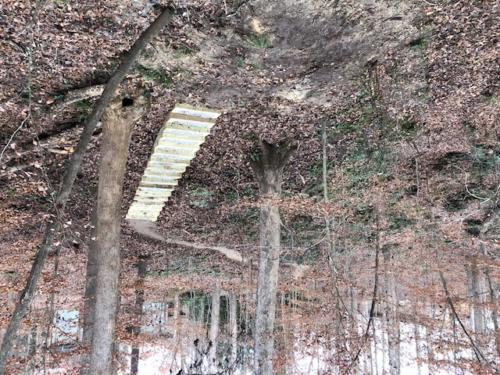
[128,219,244,263]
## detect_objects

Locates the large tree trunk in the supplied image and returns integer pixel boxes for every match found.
[250,139,296,375]
[0,10,173,375]
[88,96,145,375]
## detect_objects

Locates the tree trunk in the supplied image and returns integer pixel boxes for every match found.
[467,258,486,333]
[131,256,147,375]
[484,265,500,358]
[383,247,400,375]
[229,293,238,365]
[414,322,423,375]
[81,210,98,344]
[173,293,180,341]
[0,9,173,375]
[88,96,145,375]
[208,282,221,372]
[250,139,296,375]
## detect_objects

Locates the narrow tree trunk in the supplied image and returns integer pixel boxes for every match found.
[173,293,180,341]
[484,266,500,358]
[89,97,145,375]
[383,247,400,375]
[321,119,347,368]
[230,293,238,365]
[280,293,289,373]
[209,282,221,372]
[250,139,296,375]
[42,242,62,372]
[467,258,486,333]
[0,9,173,374]
[24,323,37,375]
[372,310,379,375]
[81,211,98,358]
[426,303,436,373]
[131,256,147,375]
[414,322,423,375]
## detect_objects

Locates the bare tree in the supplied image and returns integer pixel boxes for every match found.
[88,95,146,374]
[250,139,296,375]
[0,8,173,374]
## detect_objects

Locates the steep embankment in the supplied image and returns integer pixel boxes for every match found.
[0,0,497,317]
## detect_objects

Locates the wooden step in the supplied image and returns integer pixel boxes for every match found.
[126,103,220,222]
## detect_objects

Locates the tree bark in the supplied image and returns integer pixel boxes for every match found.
[250,139,296,375]
[88,96,145,375]
[0,9,173,375]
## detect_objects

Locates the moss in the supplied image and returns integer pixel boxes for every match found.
[432,151,471,171]
[234,56,246,68]
[74,99,92,121]
[173,44,197,58]
[471,145,499,178]
[388,212,412,231]
[355,203,374,221]
[444,190,471,212]
[137,65,173,87]
[399,116,418,137]
[408,36,428,50]
[464,218,482,237]
[172,66,193,81]
[247,34,271,49]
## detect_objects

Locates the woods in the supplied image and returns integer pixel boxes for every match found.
[0,1,498,374]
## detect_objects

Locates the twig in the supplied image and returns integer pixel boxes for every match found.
[0,115,31,164]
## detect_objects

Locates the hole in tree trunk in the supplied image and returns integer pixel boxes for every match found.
[122,97,134,107]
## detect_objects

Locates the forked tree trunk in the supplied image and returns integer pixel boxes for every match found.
[250,139,296,375]
[0,9,173,375]
[88,96,146,375]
